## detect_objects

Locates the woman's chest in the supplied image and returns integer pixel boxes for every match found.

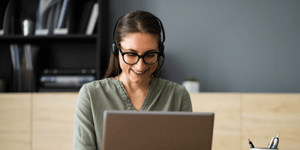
[127,92,147,111]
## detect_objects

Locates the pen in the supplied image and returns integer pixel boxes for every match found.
[267,136,275,148]
[272,134,280,149]
[248,139,255,148]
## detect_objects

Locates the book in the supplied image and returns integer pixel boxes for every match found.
[86,2,98,35]
[23,44,40,92]
[41,69,96,75]
[57,0,70,29]
[53,1,62,29]
[10,44,18,92]
[39,75,95,88]
[0,1,9,35]
[40,75,95,83]
[3,0,15,35]
[65,0,74,34]
[53,28,67,34]
[36,0,51,29]
[54,0,74,34]
[10,44,22,92]
[77,1,94,34]
[10,44,40,92]
[46,6,55,35]
[35,0,62,35]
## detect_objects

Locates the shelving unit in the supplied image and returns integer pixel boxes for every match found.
[0,0,110,92]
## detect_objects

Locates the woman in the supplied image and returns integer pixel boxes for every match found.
[73,10,193,150]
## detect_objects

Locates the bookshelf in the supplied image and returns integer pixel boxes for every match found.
[0,0,109,92]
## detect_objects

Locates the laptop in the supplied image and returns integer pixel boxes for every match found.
[103,110,214,150]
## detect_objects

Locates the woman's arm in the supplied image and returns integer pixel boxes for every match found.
[73,84,97,150]
[180,87,193,112]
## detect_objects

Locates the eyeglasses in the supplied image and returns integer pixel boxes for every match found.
[119,46,160,65]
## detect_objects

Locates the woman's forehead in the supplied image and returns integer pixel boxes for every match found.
[120,32,159,51]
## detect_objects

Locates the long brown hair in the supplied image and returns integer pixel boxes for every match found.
[102,10,163,79]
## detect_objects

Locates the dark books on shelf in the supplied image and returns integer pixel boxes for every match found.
[10,44,40,92]
[53,0,62,29]
[35,0,75,35]
[54,0,75,34]
[0,1,9,35]
[23,44,40,92]
[38,68,96,92]
[2,0,98,36]
[77,1,94,34]
[85,2,98,35]
[57,0,70,28]
[10,44,21,92]
[77,1,98,35]
[2,0,15,35]
[39,75,95,88]
[36,0,63,35]
[41,68,96,75]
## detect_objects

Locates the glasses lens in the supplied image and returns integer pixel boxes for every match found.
[124,53,139,64]
[144,53,159,64]
[123,53,159,64]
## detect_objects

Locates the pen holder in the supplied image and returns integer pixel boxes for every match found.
[250,148,278,150]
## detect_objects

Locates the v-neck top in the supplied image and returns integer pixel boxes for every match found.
[73,77,193,150]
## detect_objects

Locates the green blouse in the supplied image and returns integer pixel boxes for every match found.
[73,77,193,150]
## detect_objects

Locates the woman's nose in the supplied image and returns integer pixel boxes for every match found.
[134,58,147,71]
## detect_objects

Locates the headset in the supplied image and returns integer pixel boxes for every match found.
[111,14,166,76]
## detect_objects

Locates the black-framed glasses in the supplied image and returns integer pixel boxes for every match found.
[119,46,160,65]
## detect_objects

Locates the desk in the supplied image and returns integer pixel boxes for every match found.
[1,93,300,150]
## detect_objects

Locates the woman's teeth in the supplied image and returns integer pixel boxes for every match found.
[132,70,145,74]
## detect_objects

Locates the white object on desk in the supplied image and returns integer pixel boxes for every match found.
[182,77,199,93]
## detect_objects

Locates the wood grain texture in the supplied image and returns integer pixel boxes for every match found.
[0,93,31,150]
[241,93,300,150]
[32,93,78,150]
[1,92,300,150]
[190,93,241,150]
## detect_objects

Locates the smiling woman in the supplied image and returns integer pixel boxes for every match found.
[73,10,193,150]
[115,32,160,84]
[104,10,165,79]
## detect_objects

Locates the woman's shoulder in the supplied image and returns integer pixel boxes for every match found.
[82,77,118,91]
[158,78,187,92]
[156,78,190,100]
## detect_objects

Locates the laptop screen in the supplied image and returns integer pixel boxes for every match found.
[103,110,214,150]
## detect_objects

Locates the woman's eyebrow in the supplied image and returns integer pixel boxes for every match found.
[126,49,157,52]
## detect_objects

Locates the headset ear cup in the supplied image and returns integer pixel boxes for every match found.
[111,43,118,56]
[160,44,165,55]
[153,54,164,76]
[111,43,115,55]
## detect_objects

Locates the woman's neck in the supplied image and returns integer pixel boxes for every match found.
[115,73,152,93]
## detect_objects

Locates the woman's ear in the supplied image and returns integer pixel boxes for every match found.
[153,55,164,76]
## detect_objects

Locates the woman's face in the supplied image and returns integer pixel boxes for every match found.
[119,32,159,83]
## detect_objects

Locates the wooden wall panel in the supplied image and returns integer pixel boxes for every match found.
[242,94,300,150]
[190,93,241,150]
[1,92,300,150]
[0,94,31,150]
[32,93,78,150]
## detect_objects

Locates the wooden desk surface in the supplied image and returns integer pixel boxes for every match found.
[1,93,299,150]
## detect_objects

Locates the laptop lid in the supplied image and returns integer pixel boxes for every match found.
[103,110,214,150]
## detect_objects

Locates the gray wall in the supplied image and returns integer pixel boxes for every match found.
[108,0,300,92]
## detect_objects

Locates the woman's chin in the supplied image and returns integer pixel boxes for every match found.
[129,70,150,81]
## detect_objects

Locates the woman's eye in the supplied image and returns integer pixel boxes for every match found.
[146,53,156,57]
[128,53,136,56]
